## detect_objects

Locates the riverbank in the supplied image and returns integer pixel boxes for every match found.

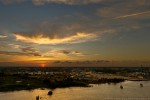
[0,75,89,92]
[0,74,126,92]
[127,78,149,81]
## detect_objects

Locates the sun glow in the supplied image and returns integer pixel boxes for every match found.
[41,64,46,68]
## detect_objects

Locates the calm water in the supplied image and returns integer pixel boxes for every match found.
[0,81,150,100]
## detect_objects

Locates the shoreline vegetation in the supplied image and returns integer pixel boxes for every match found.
[0,75,124,92]
[0,74,148,92]
[0,67,149,92]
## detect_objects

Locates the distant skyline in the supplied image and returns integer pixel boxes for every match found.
[0,0,150,67]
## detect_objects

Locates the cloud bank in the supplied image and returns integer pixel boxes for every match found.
[14,32,97,45]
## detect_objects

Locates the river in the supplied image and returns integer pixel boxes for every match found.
[0,81,150,100]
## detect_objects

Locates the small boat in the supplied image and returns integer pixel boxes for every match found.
[48,91,53,95]
[140,83,143,87]
[120,85,123,89]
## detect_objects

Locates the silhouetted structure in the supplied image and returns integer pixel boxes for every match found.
[140,83,143,87]
[48,91,53,95]
[120,85,123,89]
[36,96,39,100]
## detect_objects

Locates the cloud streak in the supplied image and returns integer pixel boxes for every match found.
[114,11,150,19]
[21,47,36,52]
[14,32,97,45]
[0,0,104,5]
[32,0,104,5]
[0,35,7,38]
[57,50,85,56]
[0,51,41,56]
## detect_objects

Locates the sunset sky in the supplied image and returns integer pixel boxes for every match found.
[0,0,150,67]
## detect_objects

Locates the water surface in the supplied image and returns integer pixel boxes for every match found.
[0,81,150,100]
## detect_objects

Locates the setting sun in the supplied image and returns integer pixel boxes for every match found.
[41,64,46,68]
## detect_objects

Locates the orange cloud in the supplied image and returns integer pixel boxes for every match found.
[0,35,7,38]
[14,32,97,45]
[0,46,4,48]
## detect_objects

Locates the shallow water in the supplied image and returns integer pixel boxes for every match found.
[0,81,150,100]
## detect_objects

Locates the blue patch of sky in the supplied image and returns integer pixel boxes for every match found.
[0,1,104,33]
